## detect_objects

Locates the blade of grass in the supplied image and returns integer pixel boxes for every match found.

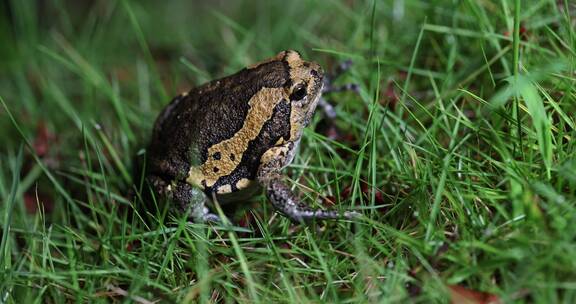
[516,77,553,179]
[0,146,23,275]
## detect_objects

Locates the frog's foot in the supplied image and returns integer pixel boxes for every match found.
[191,205,221,223]
[259,172,361,223]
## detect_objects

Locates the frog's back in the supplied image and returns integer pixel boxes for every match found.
[148,56,291,184]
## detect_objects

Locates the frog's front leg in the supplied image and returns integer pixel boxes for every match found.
[260,172,360,222]
[257,147,360,222]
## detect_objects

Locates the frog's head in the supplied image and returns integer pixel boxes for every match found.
[277,50,325,141]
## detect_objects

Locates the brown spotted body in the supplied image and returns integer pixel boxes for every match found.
[147,50,359,222]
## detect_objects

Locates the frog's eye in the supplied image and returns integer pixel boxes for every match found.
[289,84,307,101]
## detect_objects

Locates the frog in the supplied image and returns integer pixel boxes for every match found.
[146,50,360,223]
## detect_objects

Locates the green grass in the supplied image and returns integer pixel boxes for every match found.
[1,0,576,302]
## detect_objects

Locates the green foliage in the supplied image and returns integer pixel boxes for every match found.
[1,0,575,302]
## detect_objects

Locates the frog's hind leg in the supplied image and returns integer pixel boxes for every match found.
[258,172,360,223]
[171,181,221,223]
[317,59,359,125]
[321,59,358,95]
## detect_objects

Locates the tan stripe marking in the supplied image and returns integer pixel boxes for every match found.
[285,50,309,87]
[259,145,289,168]
[217,184,232,194]
[186,87,286,188]
[235,178,252,190]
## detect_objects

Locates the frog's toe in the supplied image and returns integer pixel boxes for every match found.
[293,209,361,222]
[343,210,362,220]
[190,205,222,223]
[202,212,222,223]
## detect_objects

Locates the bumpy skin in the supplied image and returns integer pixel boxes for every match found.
[147,50,359,222]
